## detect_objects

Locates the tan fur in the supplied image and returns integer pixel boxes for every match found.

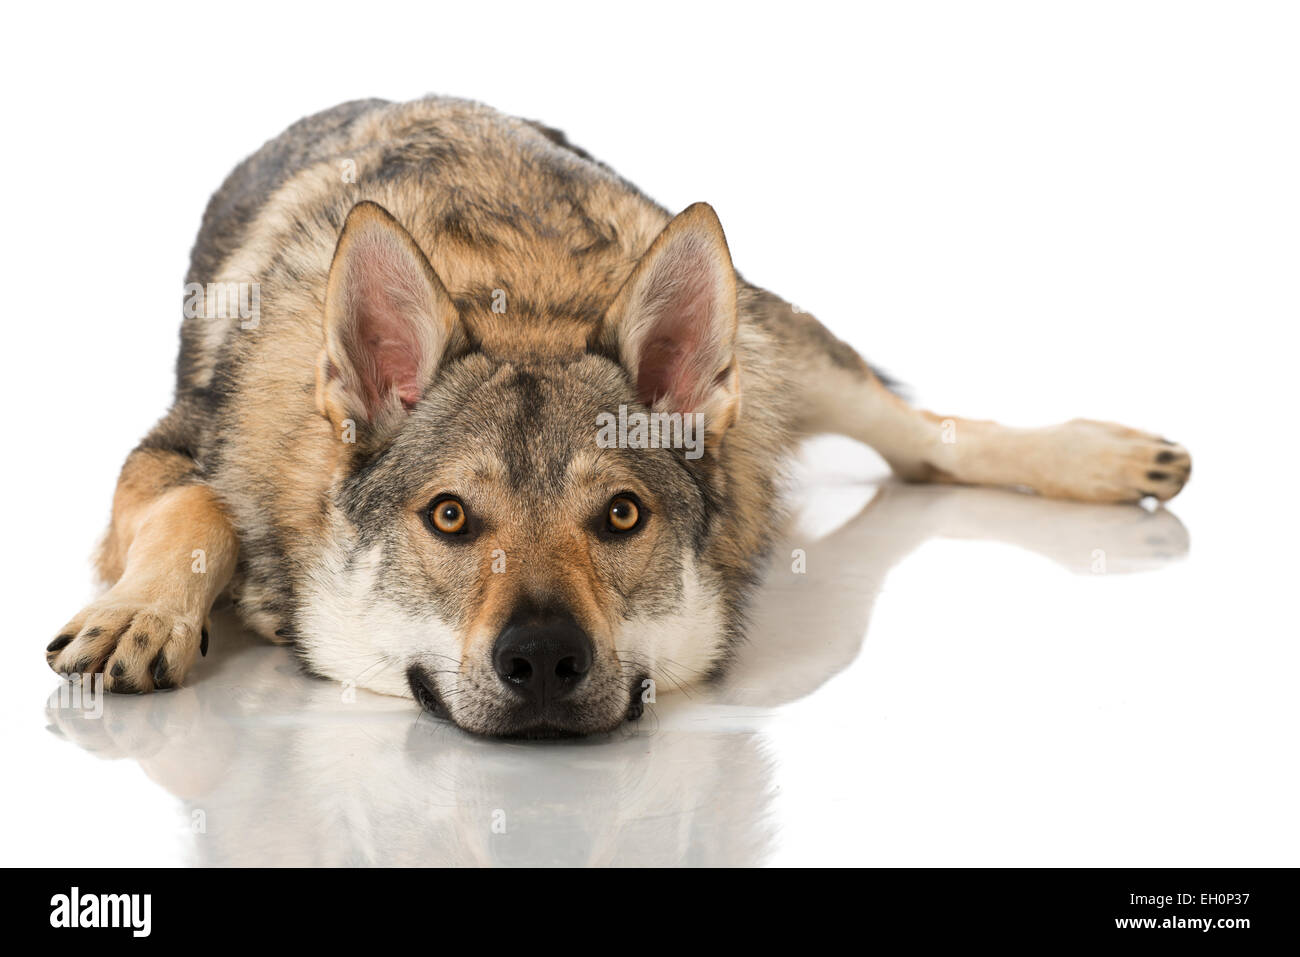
[51,460,237,691]
[802,364,1191,503]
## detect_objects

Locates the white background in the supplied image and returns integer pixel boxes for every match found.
[1,1,1296,865]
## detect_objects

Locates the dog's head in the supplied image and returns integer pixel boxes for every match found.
[300,201,741,736]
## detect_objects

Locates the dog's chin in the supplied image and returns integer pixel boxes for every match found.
[407,665,648,739]
[462,698,635,739]
[497,721,598,741]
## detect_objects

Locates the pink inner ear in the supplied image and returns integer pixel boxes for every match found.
[364,324,423,409]
[637,337,689,407]
[345,257,431,415]
[635,253,718,411]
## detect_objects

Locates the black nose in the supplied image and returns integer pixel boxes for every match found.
[492,608,593,704]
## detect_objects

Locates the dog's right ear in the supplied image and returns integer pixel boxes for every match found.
[316,201,462,441]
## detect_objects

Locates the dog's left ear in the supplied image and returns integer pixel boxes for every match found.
[316,201,462,441]
[593,202,741,436]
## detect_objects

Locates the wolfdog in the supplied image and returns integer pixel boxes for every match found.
[46,97,1190,736]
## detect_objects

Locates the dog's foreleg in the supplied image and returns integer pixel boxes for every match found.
[778,304,1191,503]
[46,436,238,691]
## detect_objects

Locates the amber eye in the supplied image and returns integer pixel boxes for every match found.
[429,497,467,535]
[606,495,641,533]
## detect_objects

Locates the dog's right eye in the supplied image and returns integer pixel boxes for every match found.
[427,497,468,536]
[605,495,642,533]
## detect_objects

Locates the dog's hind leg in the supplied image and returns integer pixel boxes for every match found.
[46,406,238,692]
[772,300,1191,503]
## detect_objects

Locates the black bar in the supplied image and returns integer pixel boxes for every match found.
[12,867,1295,944]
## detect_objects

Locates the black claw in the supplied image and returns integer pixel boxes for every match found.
[71,657,92,674]
[1155,450,1178,464]
[200,627,209,657]
[112,673,140,694]
[110,661,126,678]
[83,626,103,639]
[46,634,74,653]
[1146,470,1169,482]
[151,652,172,690]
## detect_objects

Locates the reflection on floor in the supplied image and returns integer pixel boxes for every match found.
[43,474,1190,866]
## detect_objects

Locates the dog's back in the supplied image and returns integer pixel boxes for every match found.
[181,97,674,391]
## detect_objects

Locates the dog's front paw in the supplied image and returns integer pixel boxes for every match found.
[46,591,207,693]
[1048,419,1192,503]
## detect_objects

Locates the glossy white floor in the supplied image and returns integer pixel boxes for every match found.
[4,428,1296,867]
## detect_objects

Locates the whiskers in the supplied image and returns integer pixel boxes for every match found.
[353,653,397,687]
[615,649,704,700]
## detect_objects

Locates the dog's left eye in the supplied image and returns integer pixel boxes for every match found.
[428,497,468,536]
[606,495,642,533]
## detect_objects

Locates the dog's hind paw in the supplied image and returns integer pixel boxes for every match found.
[1039,419,1192,503]
[46,590,207,693]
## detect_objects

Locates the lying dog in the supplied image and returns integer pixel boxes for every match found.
[46,97,1191,736]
